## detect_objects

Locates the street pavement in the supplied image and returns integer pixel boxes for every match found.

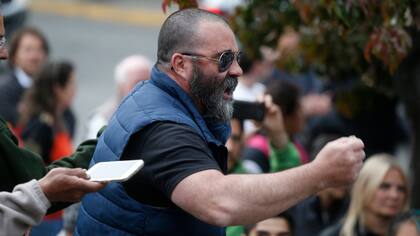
[26,0,171,144]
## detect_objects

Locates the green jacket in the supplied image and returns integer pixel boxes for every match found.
[0,117,99,211]
[269,141,301,172]
[0,117,46,192]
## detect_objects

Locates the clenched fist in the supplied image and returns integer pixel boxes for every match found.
[312,136,365,189]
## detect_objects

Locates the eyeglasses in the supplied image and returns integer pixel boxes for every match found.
[0,36,6,49]
[181,50,242,72]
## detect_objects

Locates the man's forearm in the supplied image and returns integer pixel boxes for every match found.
[216,162,322,225]
[173,163,323,226]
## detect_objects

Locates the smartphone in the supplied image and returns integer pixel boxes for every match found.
[232,100,266,121]
[87,160,144,182]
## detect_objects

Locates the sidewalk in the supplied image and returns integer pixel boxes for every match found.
[28,0,177,27]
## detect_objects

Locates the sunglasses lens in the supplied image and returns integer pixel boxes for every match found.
[236,52,243,64]
[219,51,234,72]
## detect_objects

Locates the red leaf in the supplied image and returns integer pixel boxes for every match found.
[162,0,171,14]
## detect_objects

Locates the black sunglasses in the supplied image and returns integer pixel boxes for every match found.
[181,50,242,72]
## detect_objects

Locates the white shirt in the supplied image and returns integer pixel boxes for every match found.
[14,67,33,89]
[233,79,265,102]
[233,79,266,135]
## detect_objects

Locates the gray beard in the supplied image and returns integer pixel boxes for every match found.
[189,64,237,123]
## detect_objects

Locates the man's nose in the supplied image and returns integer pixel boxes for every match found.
[228,58,243,77]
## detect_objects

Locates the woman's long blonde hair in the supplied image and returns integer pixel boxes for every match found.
[340,154,410,236]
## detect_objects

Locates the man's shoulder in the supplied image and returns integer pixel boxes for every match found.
[0,72,17,88]
[147,121,197,131]
[115,84,196,129]
[0,79,21,124]
[135,121,202,142]
[125,121,208,155]
[0,73,22,101]
[0,116,7,129]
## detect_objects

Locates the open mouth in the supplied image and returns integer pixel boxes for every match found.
[225,86,234,95]
[223,86,235,100]
[222,77,238,100]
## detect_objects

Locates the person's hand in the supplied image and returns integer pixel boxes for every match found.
[255,95,289,149]
[38,168,107,202]
[312,136,365,189]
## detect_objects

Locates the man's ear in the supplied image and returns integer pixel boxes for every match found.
[170,53,191,80]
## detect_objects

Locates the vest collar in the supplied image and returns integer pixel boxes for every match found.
[150,66,231,145]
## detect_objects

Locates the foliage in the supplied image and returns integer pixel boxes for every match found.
[230,0,419,95]
[163,0,419,94]
[163,0,419,95]
[161,0,198,14]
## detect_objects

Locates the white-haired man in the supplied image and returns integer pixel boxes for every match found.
[86,55,152,138]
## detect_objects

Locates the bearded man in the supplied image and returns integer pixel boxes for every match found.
[75,8,365,236]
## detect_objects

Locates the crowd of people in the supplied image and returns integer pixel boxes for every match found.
[0,6,418,236]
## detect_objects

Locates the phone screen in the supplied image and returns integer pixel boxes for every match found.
[87,160,144,182]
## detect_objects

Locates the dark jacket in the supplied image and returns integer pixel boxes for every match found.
[0,116,45,192]
[0,72,24,126]
[290,195,349,236]
[320,220,382,236]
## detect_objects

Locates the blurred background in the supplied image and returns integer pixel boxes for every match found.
[1,0,419,235]
[1,0,165,144]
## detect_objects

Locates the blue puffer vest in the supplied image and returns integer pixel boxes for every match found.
[75,66,230,236]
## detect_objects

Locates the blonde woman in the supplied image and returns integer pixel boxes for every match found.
[321,154,409,236]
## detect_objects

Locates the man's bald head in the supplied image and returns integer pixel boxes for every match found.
[157,8,229,65]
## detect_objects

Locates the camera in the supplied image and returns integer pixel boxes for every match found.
[232,100,266,121]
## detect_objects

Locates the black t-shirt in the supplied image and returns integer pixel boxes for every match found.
[122,121,227,207]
